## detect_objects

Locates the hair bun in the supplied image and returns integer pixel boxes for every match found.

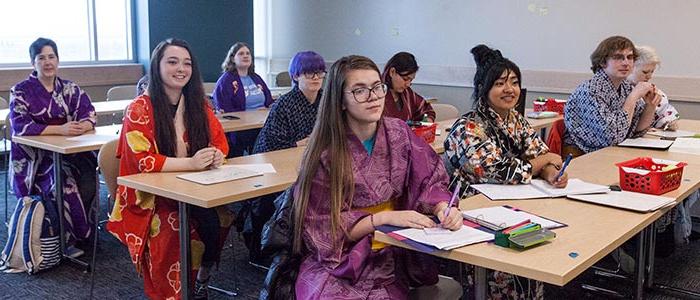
[470,44,503,70]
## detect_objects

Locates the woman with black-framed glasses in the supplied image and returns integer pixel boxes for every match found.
[382,51,435,122]
[288,55,462,299]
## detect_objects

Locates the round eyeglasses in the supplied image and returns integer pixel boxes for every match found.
[344,83,387,103]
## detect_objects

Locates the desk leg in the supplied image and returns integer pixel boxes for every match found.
[540,128,546,139]
[53,152,67,256]
[633,227,647,300]
[179,202,191,300]
[645,222,656,289]
[474,266,487,300]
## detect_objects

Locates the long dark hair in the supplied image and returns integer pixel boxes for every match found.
[470,44,521,109]
[293,55,381,254]
[382,51,419,90]
[147,38,210,157]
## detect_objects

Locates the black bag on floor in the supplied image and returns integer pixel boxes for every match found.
[259,186,299,300]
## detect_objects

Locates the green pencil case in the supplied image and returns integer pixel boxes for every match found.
[494,224,556,249]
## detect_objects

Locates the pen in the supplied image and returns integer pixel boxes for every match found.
[555,153,573,181]
[443,182,461,222]
[504,219,531,234]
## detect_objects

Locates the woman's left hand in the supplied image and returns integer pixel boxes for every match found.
[434,202,462,231]
[211,149,225,168]
[542,164,568,188]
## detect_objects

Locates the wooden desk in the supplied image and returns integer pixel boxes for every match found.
[525,108,563,137]
[217,109,270,133]
[375,125,700,299]
[11,125,120,269]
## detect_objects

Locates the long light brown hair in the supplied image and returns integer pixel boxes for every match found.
[292,55,381,254]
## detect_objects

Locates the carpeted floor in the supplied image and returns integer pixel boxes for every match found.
[0,168,698,299]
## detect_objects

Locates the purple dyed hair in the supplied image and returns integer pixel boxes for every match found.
[288,51,326,86]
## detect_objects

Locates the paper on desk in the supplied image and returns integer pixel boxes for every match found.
[462,206,563,229]
[393,225,493,250]
[646,129,697,138]
[617,138,674,149]
[221,163,276,173]
[567,191,675,212]
[66,134,118,142]
[177,167,263,185]
[668,137,700,156]
[471,179,609,200]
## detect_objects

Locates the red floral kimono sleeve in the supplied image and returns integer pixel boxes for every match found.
[118,96,168,177]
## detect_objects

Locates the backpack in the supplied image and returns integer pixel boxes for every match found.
[1,195,61,274]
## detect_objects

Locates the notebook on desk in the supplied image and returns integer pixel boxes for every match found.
[668,137,700,156]
[471,179,610,200]
[389,225,494,251]
[617,138,674,149]
[567,191,675,212]
[462,206,566,231]
[176,166,263,185]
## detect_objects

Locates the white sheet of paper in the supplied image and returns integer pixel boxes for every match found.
[646,129,697,138]
[567,191,675,212]
[471,179,609,200]
[66,134,118,142]
[222,163,277,174]
[461,206,563,229]
[668,137,700,156]
[176,167,263,185]
[617,138,674,149]
[394,225,493,250]
[530,179,610,198]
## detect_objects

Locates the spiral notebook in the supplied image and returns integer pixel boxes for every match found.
[471,179,610,200]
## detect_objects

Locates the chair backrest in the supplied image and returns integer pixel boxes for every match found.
[97,139,120,198]
[4,111,11,142]
[203,82,217,95]
[432,103,460,122]
[275,71,292,87]
[0,96,8,109]
[106,85,137,101]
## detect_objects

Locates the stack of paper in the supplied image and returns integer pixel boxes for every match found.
[617,138,674,149]
[177,166,263,185]
[668,138,700,156]
[462,206,565,230]
[646,129,697,138]
[471,179,610,200]
[391,225,493,250]
[567,191,675,212]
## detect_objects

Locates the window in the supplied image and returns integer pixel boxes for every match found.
[253,0,270,82]
[0,0,133,66]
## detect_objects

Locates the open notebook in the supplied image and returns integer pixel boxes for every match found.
[462,206,565,231]
[176,166,263,185]
[390,225,494,250]
[668,137,700,156]
[471,179,610,200]
[567,191,675,212]
[617,138,674,149]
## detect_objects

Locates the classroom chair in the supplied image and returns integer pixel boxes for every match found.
[432,103,460,122]
[106,85,137,101]
[409,275,463,300]
[546,119,566,156]
[203,82,217,95]
[275,71,292,87]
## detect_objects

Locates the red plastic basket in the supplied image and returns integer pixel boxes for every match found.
[533,98,567,114]
[411,123,437,144]
[615,157,687,195]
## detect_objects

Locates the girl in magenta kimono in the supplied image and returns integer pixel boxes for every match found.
[212,42,273,157]
[9,38,97,243]
[382,52,435,122]
[292,55,463,299]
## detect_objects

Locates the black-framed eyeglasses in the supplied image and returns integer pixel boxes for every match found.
[302,71,326,79]
[611,53,635,62]
[345,83,387,103]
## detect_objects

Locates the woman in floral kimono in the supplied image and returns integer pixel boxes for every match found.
[292,55,463,299]
[107,38,231,300]
[444,45,569,299]
[9,37,97,245]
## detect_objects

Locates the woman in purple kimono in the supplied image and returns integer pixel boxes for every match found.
[9,38,97,244]
[292,55,463,299]
[212,42,273,157]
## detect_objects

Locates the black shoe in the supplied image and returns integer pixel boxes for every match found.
[193,277,209,300]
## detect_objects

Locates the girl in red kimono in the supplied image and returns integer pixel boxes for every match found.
[381,52,435,122]
[292,55,463,299]
[107,38,231,300]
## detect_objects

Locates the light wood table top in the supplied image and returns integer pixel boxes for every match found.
[525,108,563,131]
[217,109,270,132]
[118,146,304,208]
[11,125,121,154]
[376,129,700,286]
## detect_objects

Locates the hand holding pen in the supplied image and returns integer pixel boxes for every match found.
[548,153,572,188]
[436,182,462,231]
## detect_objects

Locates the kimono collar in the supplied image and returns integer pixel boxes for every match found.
[30,70,62,93]
[592,69,632,96]
[475,101,515,129]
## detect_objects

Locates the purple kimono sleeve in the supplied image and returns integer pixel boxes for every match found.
[213,72,237,113]
[303,170,373,283]
[66,82,96,125]
[404,125,452,214]
[9,86,46,136]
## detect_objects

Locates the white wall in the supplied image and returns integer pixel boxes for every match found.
[269,0,700,118]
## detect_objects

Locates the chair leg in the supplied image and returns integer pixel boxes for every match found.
[89,169,101,298]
